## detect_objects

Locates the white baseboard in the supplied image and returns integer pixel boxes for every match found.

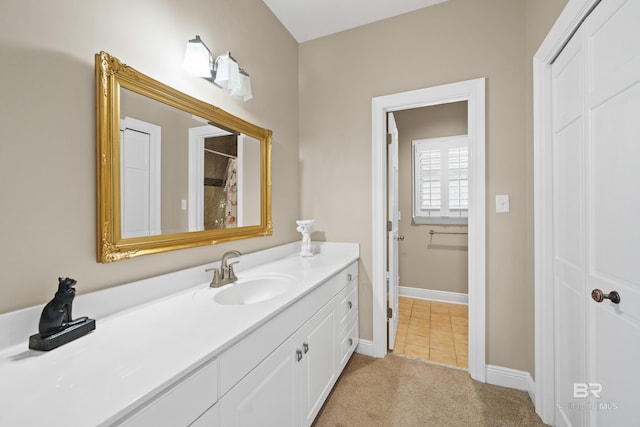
[486,365,536,403]
[399,286,468,305]
[355,339,375,357]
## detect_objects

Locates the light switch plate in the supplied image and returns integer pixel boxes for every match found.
[496,195,510,213]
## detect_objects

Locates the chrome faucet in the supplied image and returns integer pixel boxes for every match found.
[206,250,241,288]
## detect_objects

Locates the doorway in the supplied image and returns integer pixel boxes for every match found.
[389,103,470,368]
[371,78,486,382]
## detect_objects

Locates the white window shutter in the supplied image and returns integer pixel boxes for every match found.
[448,146,469,211]
[419,148,440,210]
[412,136,469,225]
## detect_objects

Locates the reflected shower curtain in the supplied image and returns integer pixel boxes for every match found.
[223,158,238,227]
[209,157,237,229]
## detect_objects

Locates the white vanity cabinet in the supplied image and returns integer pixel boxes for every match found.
[0,242,360,427]
[219,261,358,427]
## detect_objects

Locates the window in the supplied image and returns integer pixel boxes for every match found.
[412,135,469,224]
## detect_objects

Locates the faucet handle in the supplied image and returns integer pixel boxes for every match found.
[227,261,239,282]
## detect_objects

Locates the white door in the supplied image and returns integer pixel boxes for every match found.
[120,117,161,239]
[387,112,401,350]
[552,0,640,425]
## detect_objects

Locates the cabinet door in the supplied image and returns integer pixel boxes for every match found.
[219,335,298,427]
[298,301,337,426]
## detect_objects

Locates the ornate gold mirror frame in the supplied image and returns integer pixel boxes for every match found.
[96,51,272,263]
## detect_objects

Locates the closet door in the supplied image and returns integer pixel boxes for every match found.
[584,0,640,425]
[552,0,640,425]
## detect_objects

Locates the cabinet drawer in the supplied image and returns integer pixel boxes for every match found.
[336,262,358,287]
[118,358,218,427]
[338,279,358,328]
[338,318,358,370]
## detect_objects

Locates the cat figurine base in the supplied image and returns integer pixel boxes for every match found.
[28,277,96,351]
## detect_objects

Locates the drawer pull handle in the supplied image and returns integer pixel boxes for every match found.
[347,301,353,309]
[347,273,353,281]
[303,342,309,354]
[348,338,353,347]
[296,349,303,362]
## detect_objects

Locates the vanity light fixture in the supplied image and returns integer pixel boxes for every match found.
[213,52,240,90]
[183,35,253,101]
[183,35,213,78]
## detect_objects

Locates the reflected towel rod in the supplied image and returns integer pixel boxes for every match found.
[429,229,468,235]
[204,148,236,159]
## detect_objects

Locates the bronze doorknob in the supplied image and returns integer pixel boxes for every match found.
[591,289,621,304]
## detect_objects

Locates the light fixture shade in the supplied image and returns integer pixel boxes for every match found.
[231,70,253,101]
[184,36,212,77]
[214,53,241,90]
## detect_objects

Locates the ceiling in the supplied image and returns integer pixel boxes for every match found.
[262,0,448,43]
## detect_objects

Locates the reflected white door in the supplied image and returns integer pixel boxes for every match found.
[552,0,640,425]
[120,117,161,238]
[387,112,400,350]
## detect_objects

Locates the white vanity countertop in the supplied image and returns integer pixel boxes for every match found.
[0,242,359,427]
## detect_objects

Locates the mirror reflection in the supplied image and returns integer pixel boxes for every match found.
[119,88,261,238]
[96,51,272,263]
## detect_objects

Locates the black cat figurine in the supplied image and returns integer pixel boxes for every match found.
[38,277,88,338]
[29,277,95,350]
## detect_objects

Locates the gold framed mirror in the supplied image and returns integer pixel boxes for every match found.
[96,51,272,263]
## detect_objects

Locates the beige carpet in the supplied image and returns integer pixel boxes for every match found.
[313,353,548,427]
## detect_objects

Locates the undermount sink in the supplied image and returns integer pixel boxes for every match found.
[204,273,298,306]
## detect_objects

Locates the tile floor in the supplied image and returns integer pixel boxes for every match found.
[391,297,468,369]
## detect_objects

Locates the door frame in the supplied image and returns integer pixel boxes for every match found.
[533,0,601,423]
[371,78,486,382]
[187,124,233,231]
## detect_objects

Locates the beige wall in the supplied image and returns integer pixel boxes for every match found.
[299,0,567,374]
[394,103,469,294]
[0,0,299,314]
